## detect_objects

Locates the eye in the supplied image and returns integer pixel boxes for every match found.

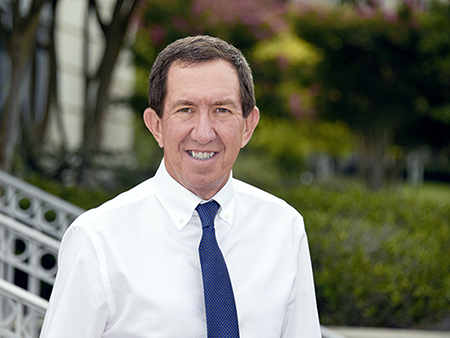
[178,108,192,113]
[216,108,230,113]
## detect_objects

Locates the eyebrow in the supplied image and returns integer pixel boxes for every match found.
[214,99,239,108]
[171,99,195,108]
[170,99,240,110]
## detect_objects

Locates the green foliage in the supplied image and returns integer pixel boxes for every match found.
[276,180,450,329]
[402,181,450,203]
[235,116,353,183]
[294,1,450,140]
[251,117,352,158]
[253,30,322,66]
[252,29,322,120]
[24,174,112,210]
[291,5,419,130]
[288,1,450,189]
[232,149,284,191]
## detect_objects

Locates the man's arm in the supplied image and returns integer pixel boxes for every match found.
[40,226,110,338]
[281,228,321,337]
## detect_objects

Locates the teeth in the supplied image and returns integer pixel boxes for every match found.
[189,151,215,160]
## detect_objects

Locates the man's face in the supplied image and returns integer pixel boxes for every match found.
[144,59,259,200]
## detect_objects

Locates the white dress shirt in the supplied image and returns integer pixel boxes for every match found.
[40,160,321,338]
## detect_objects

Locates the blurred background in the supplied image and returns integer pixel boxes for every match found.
[1,0,449,332]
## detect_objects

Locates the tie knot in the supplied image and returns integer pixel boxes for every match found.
[196,200,220,229]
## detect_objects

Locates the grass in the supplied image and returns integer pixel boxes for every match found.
[401,180,450,204]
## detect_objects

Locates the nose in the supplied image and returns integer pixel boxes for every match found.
[190,112,216,145]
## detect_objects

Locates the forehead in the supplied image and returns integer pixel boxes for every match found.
[165,59,241,107]
[167,59,239,89]
[169,58,237,74]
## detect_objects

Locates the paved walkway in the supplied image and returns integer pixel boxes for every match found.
[327,327,450,338]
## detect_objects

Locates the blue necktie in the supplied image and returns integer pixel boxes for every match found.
[197,200,240,338]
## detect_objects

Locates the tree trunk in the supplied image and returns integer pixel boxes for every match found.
[77,0,137,186]
[0,0,46,171]
[357,126,394,190]
[22,0,64,169]
[82,0,137,153]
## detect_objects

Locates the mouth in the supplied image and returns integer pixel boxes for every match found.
[188,150,216,160]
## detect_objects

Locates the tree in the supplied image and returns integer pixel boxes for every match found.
[291,1,450,189]
[1,0,140,189]
[0,0,49,172]
[80,0,138,158]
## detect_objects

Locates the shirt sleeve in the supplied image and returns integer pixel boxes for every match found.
[281,220,322,338]
[40,225,112,338]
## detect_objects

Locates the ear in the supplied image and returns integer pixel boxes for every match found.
[143,108,164,148]
[241,106,260,148]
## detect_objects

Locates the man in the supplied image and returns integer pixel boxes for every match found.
[40,35,321,337]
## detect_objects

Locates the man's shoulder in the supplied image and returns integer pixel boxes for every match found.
[73,177,157,227]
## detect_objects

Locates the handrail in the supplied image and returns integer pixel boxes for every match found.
[0,213,60,251]
[0,278,48,311]
[0,169,84,240]
[0,278,47,338]
[0,213,60,297]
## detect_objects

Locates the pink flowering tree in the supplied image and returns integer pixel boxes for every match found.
[290,1,450,189]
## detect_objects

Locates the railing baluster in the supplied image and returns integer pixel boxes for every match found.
[0,170,83,240]
[0,170,82,336]
[0,279,48,338]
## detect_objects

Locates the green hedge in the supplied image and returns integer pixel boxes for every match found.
[276,181,450,329]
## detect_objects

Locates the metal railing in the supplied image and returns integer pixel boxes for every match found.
[0,170,77,337]
[0,170,84,240]
[0,278,48,338]
[0,213,60,299]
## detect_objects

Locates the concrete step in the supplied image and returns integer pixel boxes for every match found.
[328,327,450,338]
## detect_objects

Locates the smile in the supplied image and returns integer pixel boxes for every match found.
[188,151,216,160]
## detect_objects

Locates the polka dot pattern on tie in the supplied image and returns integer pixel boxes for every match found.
[197,200,240,338]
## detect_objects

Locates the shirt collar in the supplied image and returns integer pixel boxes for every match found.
[153,159,235,231]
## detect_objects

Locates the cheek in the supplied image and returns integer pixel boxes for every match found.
[223,130,244,154]
[162,123,187,145]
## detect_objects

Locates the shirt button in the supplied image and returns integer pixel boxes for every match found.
[178,217,183,223]
[225,213,230,219]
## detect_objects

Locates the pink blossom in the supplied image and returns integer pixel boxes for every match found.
[276,55,290,71]
[309,84,320,97]
[289,94,304,118]
[354,5,377,19]
[382,10,398,24]
[150,25,166,45]
[172,16,189,32]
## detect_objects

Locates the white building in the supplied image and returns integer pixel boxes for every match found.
[49,0,135,152]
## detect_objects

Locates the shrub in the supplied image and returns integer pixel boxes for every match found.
[276,180,450,329]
